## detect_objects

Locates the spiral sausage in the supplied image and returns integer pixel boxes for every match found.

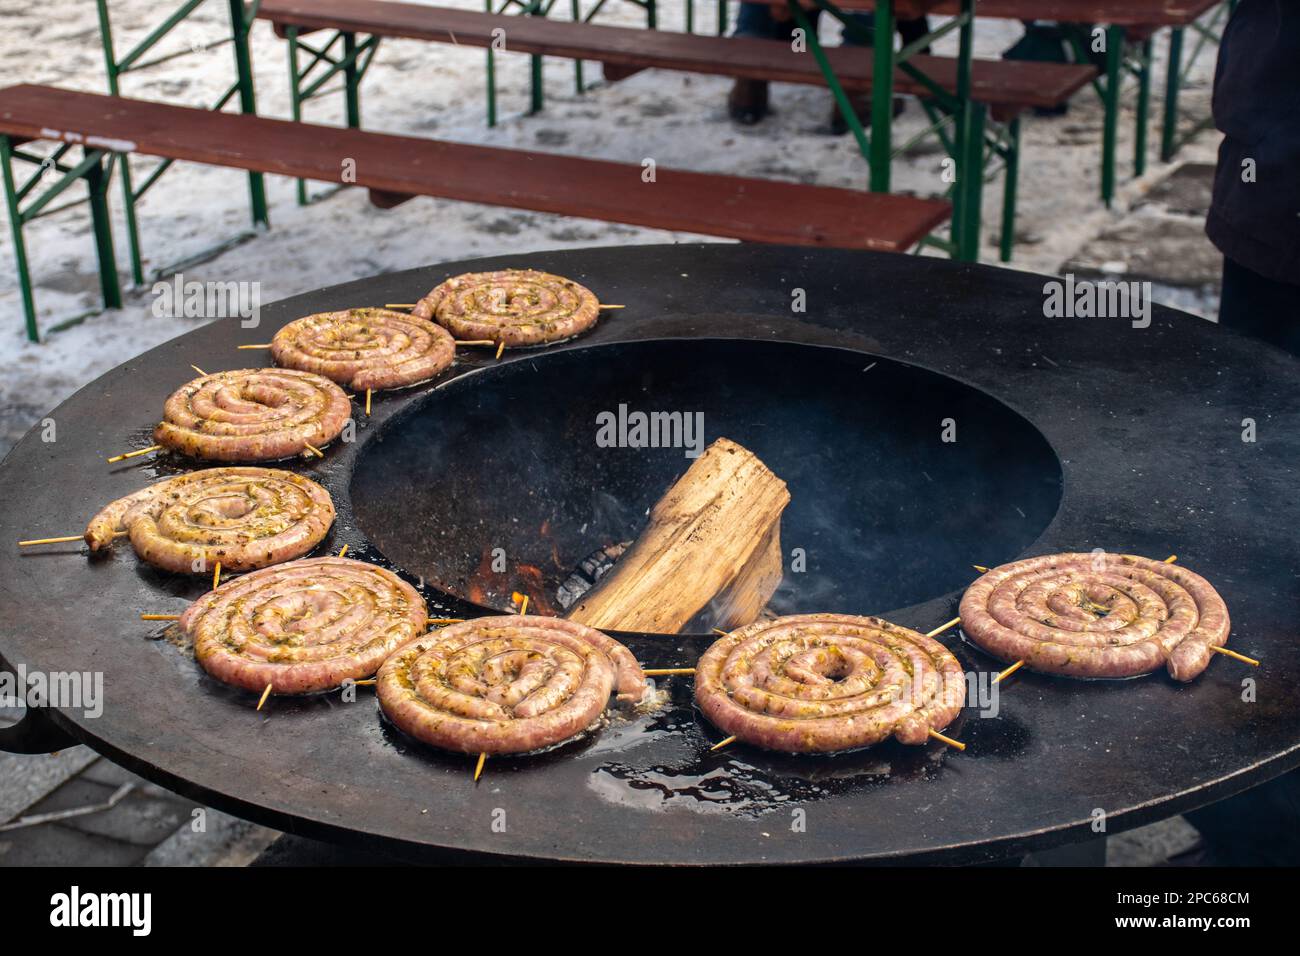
[183,557,427,694]
[958,552,1230,681]
[695,614,965,753]
[411,269,600,347]
[154,368,351,462]
[376,615,647,754]
[270,308,455,390]
[84,467,334,573]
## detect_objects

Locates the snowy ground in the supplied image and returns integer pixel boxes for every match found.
[0,0,1218,453]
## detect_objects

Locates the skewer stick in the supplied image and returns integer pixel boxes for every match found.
[474,752,487,782]
[365,389,372,417]
[18,534,83,546]
[455,339,496,346]
[926,616,961,638]
[236,343,271,349]
[1164,554,1177,563]
[140,613,181,621]
[599,304,625,309]
[191,365,208,376]
[972,565,989,573]
[495,340,506,360]
[337,544,348,558]
[256,683,273,711]
[710,735,737,752]
[384,304,416,309]
[928,729,966,751]
[429,618,465,625]
[107,444,162,463]
[351,678,377,686]
[1211,646,1259,667]
[212,561,222,590]
[643,668,696,676]
[303,443,324,458]
[711,627,729,636]
[992,659,1024,684]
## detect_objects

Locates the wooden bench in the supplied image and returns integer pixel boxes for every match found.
[0,83,951,340]
[259,0,1096,117]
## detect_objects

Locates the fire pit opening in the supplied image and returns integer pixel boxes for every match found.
[350,338,1063,631]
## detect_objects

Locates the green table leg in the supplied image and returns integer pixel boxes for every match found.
[1100,24,1123,207]
[1160,26,1184,163]
[286,26,311,205]
[84,151,123,313]
[343,32,361,128]
[486,0,497,128]
[999,116,1021,263]
[869,0,895,193]
[228,0,269,228]
[949,0,979,259]
[1,135,38,342]
[1134,37,1151,176]
[717,0,727,35]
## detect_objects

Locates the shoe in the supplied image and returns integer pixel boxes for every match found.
[829,94,905,136]
[728,79,770,125]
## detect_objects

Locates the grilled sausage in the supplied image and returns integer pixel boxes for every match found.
[376,615,647,754]
[270,308,455,390]
[694,614,966,753]
[957,552,1230,681]
[411,269,600,347]
[154,368,351,462]
[184,557,427,694]
[84,467,334,573]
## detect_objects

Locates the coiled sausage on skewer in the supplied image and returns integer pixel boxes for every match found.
[183,557,427,694]
[377,615,647,754]
[412,269,600,347]
[154,368,351,462]
[695,614,965,753]
[270,308,455,390]
[958,552,1230,681]
[85,467,334,573]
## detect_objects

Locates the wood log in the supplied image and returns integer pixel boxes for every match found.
[566,437,789,634]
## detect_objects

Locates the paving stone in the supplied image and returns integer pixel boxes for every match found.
[1062,213,1223,289]
[1136,162,1216,217]
[60,790,189,847]
[78,756,151,788]
[1108,815,1202,866]
[0,748,98,824]
[16,776,118,817]
[0,823,146,867]
[143,809,280,867]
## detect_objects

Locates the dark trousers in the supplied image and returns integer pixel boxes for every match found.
[733,4,929,50]
[1218,256,1300,358]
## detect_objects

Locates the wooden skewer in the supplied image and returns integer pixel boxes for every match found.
[191,365,208,376]
[455,339,496,346]
[140,613,181,621]
[236,343,271,349]
[925,616,961,639]
[599,304,625,309]
[643,668,695,676]
[1212,646,1259,667]
[384,303,416,309]
[474,752,487,782]
[337,544,348,558]
[18,534,83,546]
[518,595,529,616]
[993,659,1024,684]
[212,561,222,590]
[351,678,377,686]
[365,389,372,417]
[1164,554,1177,563]
[710,735,737,752]
[972,564,989,573]
[711,627,729,636]
[495,340,506,360]
[303,443,324,458]
[256,683,273,711]
[107,444,162,463]
[928,729,966,751]
[428,617,465,625]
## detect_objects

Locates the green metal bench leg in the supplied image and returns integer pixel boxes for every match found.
[1100,24,1123,207]
[573,0,585,91]
[685,0,694,33]
[792,3,871,163]
[1,135,39,342]
[228,0,269,228]
[953,103,985,262]
[343,32,362,127]
[84,152,123,313]
[1160,26,1184,163]
[999,116,1021,263]
[286,26,311,205]
[1134,37,1151,177]
[869,0,895,193]
[647,0,657,29]
[717,0,727,36]
[94,0,146,287]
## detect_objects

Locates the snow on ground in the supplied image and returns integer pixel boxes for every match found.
[0,0,1218,452]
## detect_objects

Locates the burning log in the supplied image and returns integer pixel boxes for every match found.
[566,438,789,634]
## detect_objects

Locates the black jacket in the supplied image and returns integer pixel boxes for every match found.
[1205,0,1300,284]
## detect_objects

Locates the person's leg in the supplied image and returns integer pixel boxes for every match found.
[728,2,810,124]
[1217,256,1300,358]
